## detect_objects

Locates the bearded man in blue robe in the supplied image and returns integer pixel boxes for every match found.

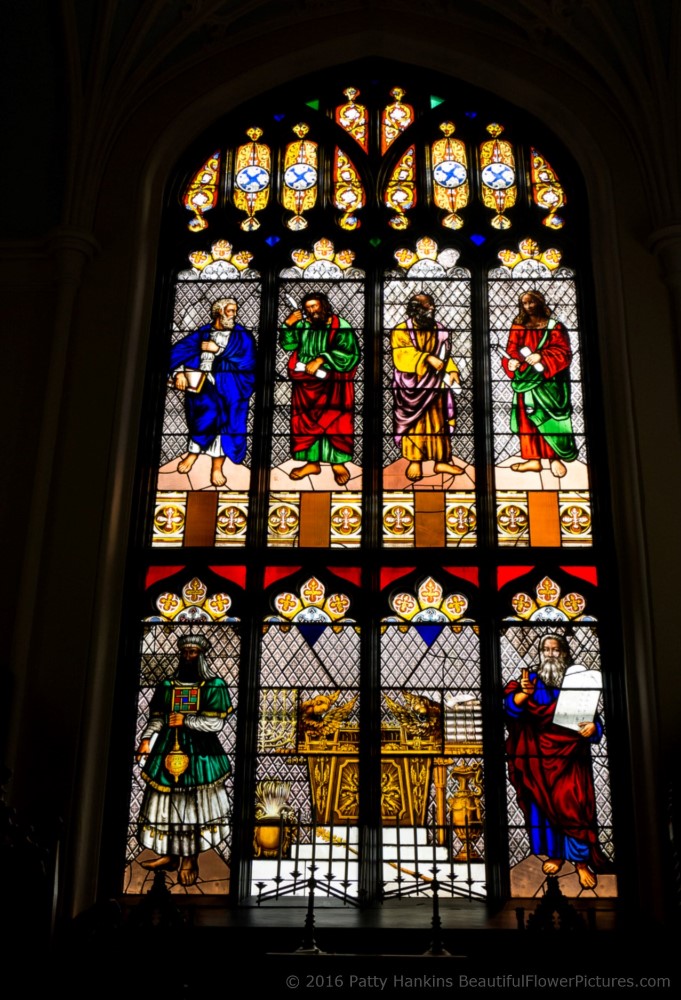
[169,297,256,486]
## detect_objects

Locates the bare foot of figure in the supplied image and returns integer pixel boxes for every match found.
[550,459,567,478]
[434,461,464,476]
[290,462,321,481]
[332,464,350,486]
[140,854,179,872]
[177,454,198,474]
[210,457,227,487]
[406,462,423,481]
[575,862,597,889]
[510,459,542,472]
[542,858,564,875]
[178,855,199,886]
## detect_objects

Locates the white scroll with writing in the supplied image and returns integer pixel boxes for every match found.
[553,663,602,731]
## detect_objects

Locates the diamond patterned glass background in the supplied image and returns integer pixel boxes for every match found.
[260,623,360,687]
[381,623,480,689]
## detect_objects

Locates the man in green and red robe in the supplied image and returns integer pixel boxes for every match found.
[280,292,360,486]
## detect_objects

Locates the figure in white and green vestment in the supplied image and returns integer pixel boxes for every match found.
[136,633,232,886]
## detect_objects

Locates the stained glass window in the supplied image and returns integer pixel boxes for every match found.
[153,244,259,548]
[269,242,365,548]
[383,240,475,548]
[333,148,366,230]
[336,87,369,152]
[530,148,567,230]
[489,240,591,547]
[126,65,618,907]
[282,124,318,231]
[381,87,414,152]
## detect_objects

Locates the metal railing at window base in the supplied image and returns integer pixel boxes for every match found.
[253,816,361,905]
[252,812,485,905]
[380,812,486,902]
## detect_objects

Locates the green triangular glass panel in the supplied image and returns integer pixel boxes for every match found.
[305,99,321,110]
[430,95,445,108]
[369,237,381,247]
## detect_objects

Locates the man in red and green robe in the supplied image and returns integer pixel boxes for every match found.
[502,289,578,479]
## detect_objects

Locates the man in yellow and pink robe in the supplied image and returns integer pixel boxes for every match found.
[391,293,462,482]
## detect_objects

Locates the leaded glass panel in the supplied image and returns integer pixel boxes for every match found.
[153,258,260,548]
[233,128,271,232]
[383,240,474,548]
[125,579,241,895]
[380,574,484,899]
[489,243,591,547]
[269,254,365,548]
[183,150,220,232]
[253,574,361,900]
[381,87,414,152]
[501,619,616,898]
[479,123,517,230]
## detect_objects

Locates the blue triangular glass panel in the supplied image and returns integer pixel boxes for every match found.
[299,624,325,648]
[414,624,444,647]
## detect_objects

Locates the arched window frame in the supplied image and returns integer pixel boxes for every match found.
[115,60,625,909]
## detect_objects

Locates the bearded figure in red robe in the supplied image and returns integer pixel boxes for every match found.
[504,634,610,890]
[502,289,578,479]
